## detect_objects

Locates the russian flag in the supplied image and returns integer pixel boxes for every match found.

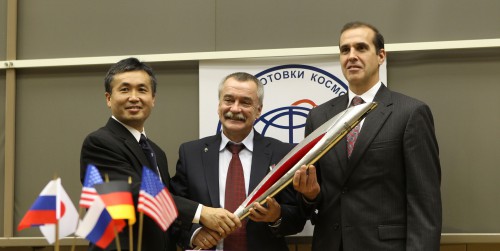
[18,178,79,244]
[18,195,58,230]
[76,196,126,249]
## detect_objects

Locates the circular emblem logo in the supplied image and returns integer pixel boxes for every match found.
[218,64,347,144]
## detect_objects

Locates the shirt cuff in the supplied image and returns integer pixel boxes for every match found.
[193,204,203,224]
[189,227,202,248]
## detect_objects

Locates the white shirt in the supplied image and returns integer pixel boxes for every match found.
[347,81,381,130]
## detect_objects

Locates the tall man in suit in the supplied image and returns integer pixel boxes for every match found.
[293,22,442,251]
[80,57,241,251]
[170,72,306,250]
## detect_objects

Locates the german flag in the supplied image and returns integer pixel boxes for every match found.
[95,181,136,225]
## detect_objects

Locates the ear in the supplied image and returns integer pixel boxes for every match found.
[378,48,386,65]
[256,105,263,119]
[105,92,112,108]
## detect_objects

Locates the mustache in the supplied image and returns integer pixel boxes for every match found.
[224,111,246,122]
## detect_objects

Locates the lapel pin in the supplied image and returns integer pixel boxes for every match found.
[204,147,208,152]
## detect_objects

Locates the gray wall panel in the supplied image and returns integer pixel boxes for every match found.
[14,66,109,237]
[215,0,500,50]
[388,49,500,232]
[0,0,6,60]
[17,0,216,59]
[0,70,5,236]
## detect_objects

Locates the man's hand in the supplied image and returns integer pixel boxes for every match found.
[200,207,241,236]
[248,197,281,223]
[192,227,221,250]
[293,165,320,201]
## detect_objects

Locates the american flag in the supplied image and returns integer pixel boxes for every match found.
[79,164,104,208]
[138,167,178,231]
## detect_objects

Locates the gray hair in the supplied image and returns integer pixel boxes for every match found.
[218,72,264,108]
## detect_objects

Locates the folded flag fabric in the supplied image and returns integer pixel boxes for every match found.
[76,196,126,249]
[18,178,79,244]
[95,180,136,225]
[79,164,104,208]
[138,167,178,231]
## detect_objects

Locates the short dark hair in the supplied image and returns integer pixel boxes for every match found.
[219,72,264,108]
[340,21,385,54]
[104,57,157,95]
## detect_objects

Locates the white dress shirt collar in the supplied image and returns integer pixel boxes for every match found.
[347,81,382,108]
[219,129,254,152]
[111,115,144,142]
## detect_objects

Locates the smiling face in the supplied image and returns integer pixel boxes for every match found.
[339,26,386,94]
[218,77,262,142]
[105,70,155,131]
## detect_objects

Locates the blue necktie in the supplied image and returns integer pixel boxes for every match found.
[139,134,160,177]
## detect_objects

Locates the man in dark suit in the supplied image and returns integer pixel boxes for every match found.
[170,72,306,250]
[293,22,442,251]
[80,57,241,251]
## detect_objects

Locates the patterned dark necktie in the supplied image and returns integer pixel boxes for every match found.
[224,143,247,251]
[139,134,160,177]
[347,96,365,158]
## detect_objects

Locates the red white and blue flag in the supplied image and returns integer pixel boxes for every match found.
[18,178,79,244]
[76,196,126,249]
[138,167,178,231]
[79,164,104,208]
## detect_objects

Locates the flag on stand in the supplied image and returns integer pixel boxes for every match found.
[95,180,136,225]
[138,167,178,231]
[79,164,104,208]
[18,178,79,244]
[76,196,126,249]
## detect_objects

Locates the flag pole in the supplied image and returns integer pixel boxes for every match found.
[71,207,85,251]
[53,174,60,251]
[137,212,144,251]
[55,219,60,251]
[104,173,122,251]
[128,176,134,251]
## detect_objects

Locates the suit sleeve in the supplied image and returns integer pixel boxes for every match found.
[169,143,201,249]
[403,104,442,251]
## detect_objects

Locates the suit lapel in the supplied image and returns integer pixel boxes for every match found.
[249,132,272,193]
[107,118,149,175]
[344,85,393,182]
[203,135,222,207]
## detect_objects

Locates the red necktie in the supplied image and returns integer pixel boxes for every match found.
[224,143,247,251]
[347,96,365,158]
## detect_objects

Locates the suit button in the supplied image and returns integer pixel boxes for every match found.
[333,223,340,230]
[341,187,349,194]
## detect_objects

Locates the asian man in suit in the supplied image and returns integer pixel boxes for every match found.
[293,21,442,251]
[80,57,241,251]
[170,72,306,250]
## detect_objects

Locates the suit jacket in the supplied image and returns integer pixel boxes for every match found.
[80,118,198,251]
[300,85,442,251]
[170,131,306,251]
